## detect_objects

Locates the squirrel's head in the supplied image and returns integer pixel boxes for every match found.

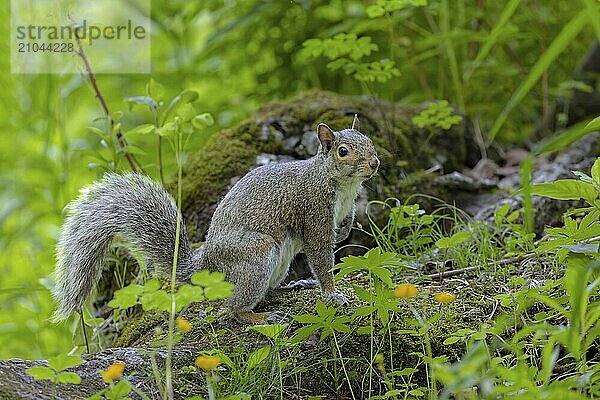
[316,116,379,182]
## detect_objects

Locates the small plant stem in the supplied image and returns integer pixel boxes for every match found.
[423,330,436,400]
[148,352,166,395]
[79,311,90,354]
[277,346,283,400]
[153,113,165,187]
[207,373,216,400]
[332,331,356,400]
[387,322,394,373]
[368,302,374,396]
[71,18,138,173]
[165,299,175,399]
[165,133,184,399]
[409,305,437,400]
[158,136,165,187]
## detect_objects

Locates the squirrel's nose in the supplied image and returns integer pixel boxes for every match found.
[369,157,380,170]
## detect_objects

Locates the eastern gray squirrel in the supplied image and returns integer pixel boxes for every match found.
[52,117,379,324]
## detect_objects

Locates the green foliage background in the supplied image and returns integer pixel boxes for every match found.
[0,0,596,359]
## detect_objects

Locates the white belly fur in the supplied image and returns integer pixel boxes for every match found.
[333,180,362,226]
[269,235,302,288]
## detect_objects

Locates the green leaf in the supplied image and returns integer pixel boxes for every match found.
[408,388,426,397]
[26,366,55,381]
[533,122,594,156]
[87,126,109,141]
[48,354,84,372]
[327,58,400,83]
[494,203,510,227]
[247,345,271,370]
[191,271,234,300]
[192,113,214,129]
[357,326,375,335]
[411,101,462,130]
[109,284,143,309]
[591,157,600,185]
[156,122,177,137]
[142,279,162,293]
[443,336,462,345]
[292,325,320,342]
[563,255,594,359]
[105,379,131,400]
[174,284,204,310]
[246,324,288,339]
[488,10,588,141]
[436,231,471,248]
[140,289,172,312]
[124,96,157,113]
[163,89,199,123]
[203,282,234,300]
[55,371,81,384]
[365,5,385,18]
[586,116,600,132]
[176,103,196,122]
[126,124,155,136]
[527,180,597,203]
[293,314,322,324]
[191,271,227,287]
[146,78,165,102]
[352,304,377,317]
[120,144,146,156]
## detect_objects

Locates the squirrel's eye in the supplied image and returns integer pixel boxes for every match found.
[338,146,349,157]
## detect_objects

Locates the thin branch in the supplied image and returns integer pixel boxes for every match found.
[427,252,536,280]
[71,18,138,173]
[427,234,600,280]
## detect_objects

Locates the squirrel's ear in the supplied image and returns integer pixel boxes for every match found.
[317,123,335,153]
[351,114,360,131]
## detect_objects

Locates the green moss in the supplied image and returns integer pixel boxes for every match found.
[114,309,166,348]
[112,275,478,398]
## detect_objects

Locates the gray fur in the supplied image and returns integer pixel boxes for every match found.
[52,173,193,321]
[52,122,379,322]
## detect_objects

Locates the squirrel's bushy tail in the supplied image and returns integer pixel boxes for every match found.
[52,172,194,322]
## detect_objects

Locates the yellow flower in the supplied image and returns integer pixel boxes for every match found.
[101,361,125,383]
[195,355,221,371]
[434,292,456,304]
[176,317,192,333]
[394,283,417,299]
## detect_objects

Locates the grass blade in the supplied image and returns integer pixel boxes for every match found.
[465,0,521,80]
[581,0,600,39]
[488,10,588,141]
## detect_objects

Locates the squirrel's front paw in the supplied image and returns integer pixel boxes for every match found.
[323,290,348,304]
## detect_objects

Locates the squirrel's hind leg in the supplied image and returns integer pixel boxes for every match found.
[213,231,285,324]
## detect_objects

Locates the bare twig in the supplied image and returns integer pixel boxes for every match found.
[426,252,536,280]
[71,18,138,173]
[427,234,600,280]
